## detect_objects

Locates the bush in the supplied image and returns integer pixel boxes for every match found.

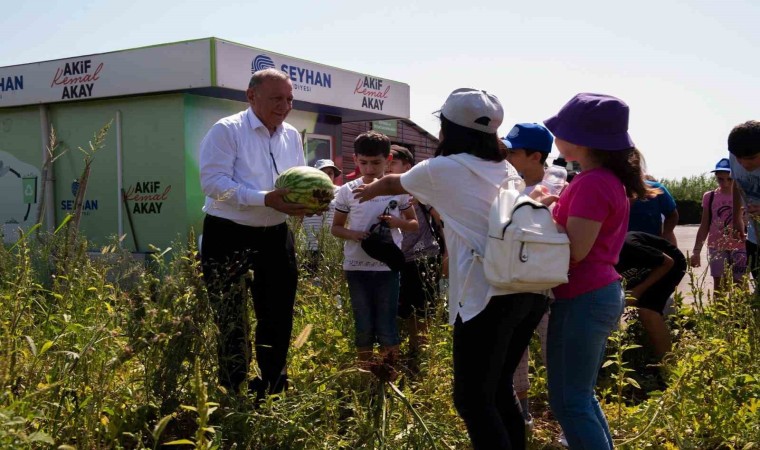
[675,199,702,225]
[660,174,717,203]
[659,175,717,225]
[1,220,758,449]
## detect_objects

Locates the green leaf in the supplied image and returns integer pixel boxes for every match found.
[54,214,73,234]
[28,431,55,444]
[39,341,54,356]
[8,223,42,250]
[626,377,641,389]
[152,413,174,441]
[58,445,77,450]
[602,360,615,368]
[163,439,195,445]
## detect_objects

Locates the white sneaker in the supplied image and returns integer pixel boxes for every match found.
[558,432,569,447]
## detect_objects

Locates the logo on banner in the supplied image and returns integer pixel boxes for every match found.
[0,75,23,93]
[354,76,390,111]
[251,54,332,92]
[51,59,104,100]
[252,55,276,72]
[61,180,98,214]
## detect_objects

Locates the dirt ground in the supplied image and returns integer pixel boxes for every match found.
[674,224,713,303]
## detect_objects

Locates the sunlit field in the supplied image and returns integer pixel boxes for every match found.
[1,219,758,449]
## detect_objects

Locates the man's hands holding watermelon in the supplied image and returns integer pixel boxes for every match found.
[265,188,315,216]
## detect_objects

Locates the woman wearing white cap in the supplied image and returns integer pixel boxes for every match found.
[354,88,548,449]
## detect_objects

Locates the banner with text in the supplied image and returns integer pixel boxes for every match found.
[214,40,410,119]
[0,40,211,107]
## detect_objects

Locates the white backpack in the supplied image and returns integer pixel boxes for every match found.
[478,178,571,291]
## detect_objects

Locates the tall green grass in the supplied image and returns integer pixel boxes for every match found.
[1,222,758,449]
[660,174,718,202]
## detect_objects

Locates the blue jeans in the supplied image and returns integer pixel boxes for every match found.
[345,270,400,348]
[547,281,624,450]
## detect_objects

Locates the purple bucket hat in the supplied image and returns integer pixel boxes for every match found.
[544,93,635,151]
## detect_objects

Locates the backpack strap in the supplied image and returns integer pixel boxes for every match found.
[707,190,716,226]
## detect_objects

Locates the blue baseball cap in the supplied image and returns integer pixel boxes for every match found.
[502,123,554,153]
[711,158,731,173]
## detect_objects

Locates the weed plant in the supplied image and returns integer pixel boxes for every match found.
[1,222,758,449]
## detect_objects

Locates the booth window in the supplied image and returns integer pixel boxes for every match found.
[304,134,333,167]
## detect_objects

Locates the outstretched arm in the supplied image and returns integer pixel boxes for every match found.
[353,174,409,202]
[690,201,710,267]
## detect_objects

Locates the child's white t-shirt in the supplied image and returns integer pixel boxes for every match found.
[334,178,411,271]
[400,154,520,325]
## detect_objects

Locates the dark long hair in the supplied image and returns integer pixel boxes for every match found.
[435,116,505,162]
[589,147,659,200]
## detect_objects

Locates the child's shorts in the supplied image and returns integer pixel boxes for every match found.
[708,248,748,280]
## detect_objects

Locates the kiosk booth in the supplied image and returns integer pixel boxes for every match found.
[0,38,410,251]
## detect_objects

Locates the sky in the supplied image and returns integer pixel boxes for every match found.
[1,0,759,179]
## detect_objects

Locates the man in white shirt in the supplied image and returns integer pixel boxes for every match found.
[199,68,309,399]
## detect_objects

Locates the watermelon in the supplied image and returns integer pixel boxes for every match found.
[275,166,335,213]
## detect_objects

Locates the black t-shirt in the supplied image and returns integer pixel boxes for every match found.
[615,232,679,289]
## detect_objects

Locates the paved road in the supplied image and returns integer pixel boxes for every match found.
[674,225,712,303]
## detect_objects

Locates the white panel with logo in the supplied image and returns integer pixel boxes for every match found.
[0,40,211,107]
[214,40,410,119]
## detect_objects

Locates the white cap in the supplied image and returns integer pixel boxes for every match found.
[313,159,342,176]
[440,88,504,134]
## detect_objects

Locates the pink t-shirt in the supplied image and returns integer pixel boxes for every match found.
[551,168,629,299]
[703,190,743,250]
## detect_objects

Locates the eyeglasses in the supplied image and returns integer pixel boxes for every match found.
[716,176,733,182]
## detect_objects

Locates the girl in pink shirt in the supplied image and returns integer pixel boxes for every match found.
[541,93,655,450]
[690,158,747,292]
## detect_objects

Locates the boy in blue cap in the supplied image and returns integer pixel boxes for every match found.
[502,122,554,428]
[691,158,746,293]
[504,123,554,191]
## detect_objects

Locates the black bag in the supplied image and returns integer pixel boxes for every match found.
[361,206,406,271]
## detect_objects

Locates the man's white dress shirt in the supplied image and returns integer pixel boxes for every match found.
[200,107,305,227]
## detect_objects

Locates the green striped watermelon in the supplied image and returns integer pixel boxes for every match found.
[275,166,335,213]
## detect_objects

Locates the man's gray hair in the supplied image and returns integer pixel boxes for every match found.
[249,68,290,89]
